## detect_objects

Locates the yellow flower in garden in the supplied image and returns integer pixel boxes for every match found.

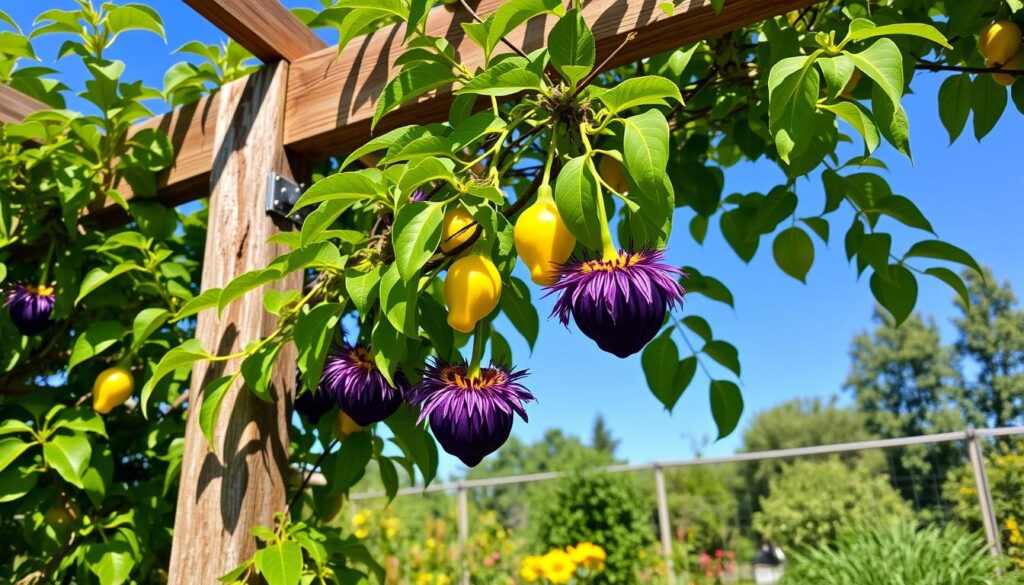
[568,542,607,570]
[519,555,545,582]
[1008,518,1019,530]
[426,537,437,550]
[353,511,368,527]
[354,527,369,539]
[415,572,434,585]
[437,575,451,585]
[541,550,577,584]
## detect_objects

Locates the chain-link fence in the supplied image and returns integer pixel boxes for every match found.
[347,427,1024,584]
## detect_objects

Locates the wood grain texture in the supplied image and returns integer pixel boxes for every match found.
[166,62,303,585]
[182,0,326,62]
[0,84,48,124]
[283,0,819,155]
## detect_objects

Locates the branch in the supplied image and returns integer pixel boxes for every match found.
[573,32,637,99]
[284,438,340,516]
[457,0,530,60]
[915,60,1024,76]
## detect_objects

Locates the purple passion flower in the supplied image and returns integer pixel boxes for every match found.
[546,249,685,358]
[408,359,534,467]
[5,283,56,336]
[294,388,335,424]
[320,344,407,426]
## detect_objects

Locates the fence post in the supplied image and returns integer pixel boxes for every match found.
[967,429,1002,557]
[458,483,470,585]
[654,465,676,584]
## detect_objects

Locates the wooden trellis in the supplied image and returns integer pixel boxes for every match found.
[0,0,821,582]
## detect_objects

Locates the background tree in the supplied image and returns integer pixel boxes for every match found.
[955,268,1024,429]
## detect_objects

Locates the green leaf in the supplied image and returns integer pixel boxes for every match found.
[398,157,457,194]
[379,264,419,338]
[131,308,170,351]
[871,82,912,159]
[0,465,37,503]
[682,316,713,343]
[68,321,125,372]
[345,266,383,314]
[292,171,381,211]
[938,74,972,143]
[51,408,107,437]
[903,240,982,274]
[456,60,544,97]
[768,55,820,163]
[925,267,971,308]
[0,437,33,475]
[107,4,164,39]
[642,331,695,411]
[217,268,281,314]
[254,541,302,585]
[870,264,918,325]
[710,380,743,439]
[971,73,1008,141]
[174,288,222,321]
[500,277,539,350]
[703,340,741,376]
[300,198,358,247]
[240,343,282,402]
[43,434,91,488]
[198,376,233,450]
[86,540,136,585]
[818,55,856,99]
[818,101,880,154]
[373,62,458,128]
[393,202,445,283]
[847,38,904,107]
[386,407,439,486]
[295,303,343,394]
[773,227,814,283]
[141,339,210,417]
[554,155,603,249]
[485,0,564,58]
[843,21,951,48]
[329,432,373,494]
[621,110,674,246]
[379,456,400,503]
[801,217,830,243]
[681,267,734,307]
[75,264,142,305]
[596,76,684,115]
[548,8,595,86]
[873,195,933,232]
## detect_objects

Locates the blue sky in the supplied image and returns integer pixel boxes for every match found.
[7,2,1024,478]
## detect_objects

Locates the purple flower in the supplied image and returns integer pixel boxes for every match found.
[545,249,685,358]
[320,344,407,426]
[409,188,429,203]
[294,388,335,424]
[408,359,534,467]
[5,283,56,336]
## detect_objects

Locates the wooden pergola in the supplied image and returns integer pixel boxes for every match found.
[1,0,819,582]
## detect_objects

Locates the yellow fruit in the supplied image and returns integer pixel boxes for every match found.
[44,501,79,526]
[333,410,366,440]
[92,367,134,414]
[514,195,576,286]
[440,206,477,253]
[444,255,501,333]
[598,155,629,194]
[991,49,1023,86]
[981,20,1023,65]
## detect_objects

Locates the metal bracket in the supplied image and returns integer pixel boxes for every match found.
[265,172,311,226]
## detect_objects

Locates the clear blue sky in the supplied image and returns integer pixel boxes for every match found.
[8,2,1024,478]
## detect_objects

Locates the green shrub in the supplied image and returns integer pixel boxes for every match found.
[753,458,911,550]
[945,450,1024,570]
[783,523,1022,585]
[536,471,653,584]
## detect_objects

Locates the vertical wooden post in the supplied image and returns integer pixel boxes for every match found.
[457,483,470,585]
[167,61,303,584]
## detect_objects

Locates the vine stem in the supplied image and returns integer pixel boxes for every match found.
[579,124,618,261]
[457,0,531,60]
[284,437,340,516]
[468,320,487,379]
[571,32,637,99]
[914,60,1024,76]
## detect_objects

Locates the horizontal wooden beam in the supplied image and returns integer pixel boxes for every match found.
[9,0,821,223]
[0,84,49,125]
[181,0,326,62]
[282,0,819,156]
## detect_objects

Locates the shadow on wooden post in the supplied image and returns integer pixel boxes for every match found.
[167,61,304,584]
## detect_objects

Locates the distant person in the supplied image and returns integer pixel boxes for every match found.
[753,539,785,584]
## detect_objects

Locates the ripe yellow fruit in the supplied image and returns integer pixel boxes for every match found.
[440,206,477,253]
[514,195,576,286]
[333,410,366,440]
[444,255,501,333]
[598,155,629,194]
[991,49,1023,86]
[92,367,134,414]
[980,20,1023,65]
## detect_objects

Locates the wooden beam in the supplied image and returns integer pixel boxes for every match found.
[0,84,49,124]
[282,0,818,155]
[181,0,327,62]
[166,61,303,584]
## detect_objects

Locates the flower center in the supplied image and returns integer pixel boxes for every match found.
[348,346,377,371]
[580,252,640,273]
[28,284,55,296]
[439,365,507,390]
